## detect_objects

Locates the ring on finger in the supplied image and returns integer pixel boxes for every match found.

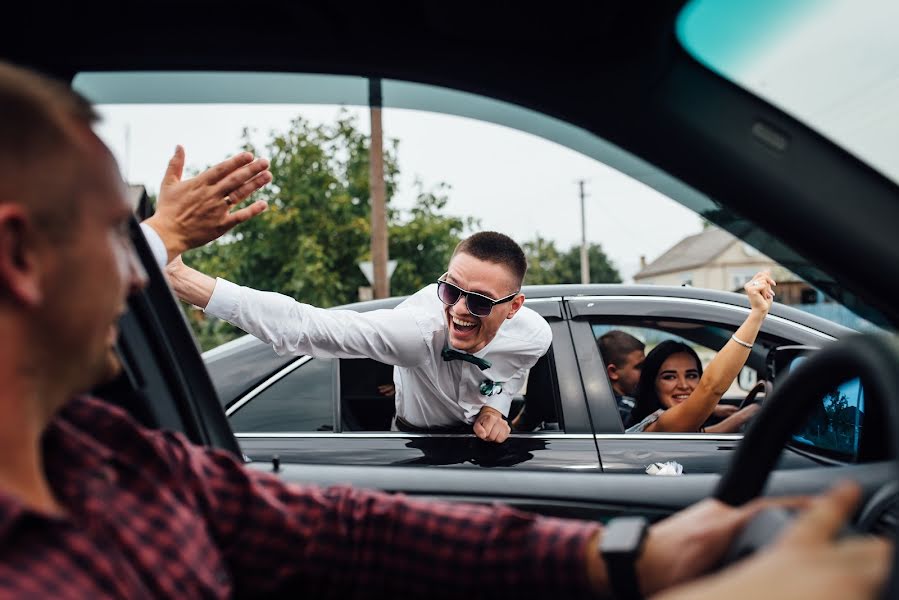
[224,194,234,206]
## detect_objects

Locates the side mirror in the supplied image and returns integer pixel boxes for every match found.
[767,344,819,384]
[770,345,867,462]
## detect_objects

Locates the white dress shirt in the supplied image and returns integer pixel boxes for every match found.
[139,223,552,428]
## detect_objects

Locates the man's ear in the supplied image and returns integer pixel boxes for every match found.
[0,205,43,307]
[505,293,526,319]
[606,363,620,382]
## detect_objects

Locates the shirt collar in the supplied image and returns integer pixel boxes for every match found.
[0,396,115,540]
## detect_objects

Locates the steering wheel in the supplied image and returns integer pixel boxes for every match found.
[712,334,899,591]
[738,379,771,410]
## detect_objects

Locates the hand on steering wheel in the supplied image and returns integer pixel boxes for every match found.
[712,334,899,587]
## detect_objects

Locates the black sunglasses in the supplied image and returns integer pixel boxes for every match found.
[436,277,518,318]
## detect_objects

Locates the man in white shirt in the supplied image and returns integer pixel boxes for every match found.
[142,157,550,442]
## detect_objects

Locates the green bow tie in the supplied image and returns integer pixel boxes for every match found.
[441,347,492,371]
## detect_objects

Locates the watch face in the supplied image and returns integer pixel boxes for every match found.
[602,517,649,555]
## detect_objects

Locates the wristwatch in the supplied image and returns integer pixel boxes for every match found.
[599,516,649,600]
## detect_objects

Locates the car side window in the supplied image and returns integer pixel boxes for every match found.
[592,322,761,398]
[592,321,766,432]
[229,358,335,433]
[338,346,564,433]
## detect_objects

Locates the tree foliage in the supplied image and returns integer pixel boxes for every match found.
[523,236,621,285]
[182,113,476,350]
[389,180,479,295]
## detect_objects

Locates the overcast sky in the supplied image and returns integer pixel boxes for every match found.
[94,104,703,283]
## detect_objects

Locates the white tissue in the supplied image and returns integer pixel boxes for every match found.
[645,461,684,476]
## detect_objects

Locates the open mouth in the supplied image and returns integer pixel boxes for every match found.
[450,314,479,337]
[671,393,691,403]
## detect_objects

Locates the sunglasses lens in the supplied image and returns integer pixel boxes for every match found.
[466,294,493,317]
[438,281,462,306]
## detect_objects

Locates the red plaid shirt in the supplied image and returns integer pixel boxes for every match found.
[0,396,599,598]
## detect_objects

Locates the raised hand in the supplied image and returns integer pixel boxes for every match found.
[743,271,776,313]
[143,145,272,263]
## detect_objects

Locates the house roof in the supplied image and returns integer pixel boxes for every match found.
[635,227,737,279]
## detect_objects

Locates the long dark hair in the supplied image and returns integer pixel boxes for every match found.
[627,340,703,427]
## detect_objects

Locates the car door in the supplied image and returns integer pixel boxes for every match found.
[566,293,846,474]
[226,297,603,472]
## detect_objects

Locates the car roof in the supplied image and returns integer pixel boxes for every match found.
[329,284,851,336]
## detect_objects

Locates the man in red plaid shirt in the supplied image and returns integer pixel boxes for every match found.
[0,61,890,599]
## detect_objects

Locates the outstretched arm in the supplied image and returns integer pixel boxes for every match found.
[646,272,775,433]
[165,256,216,309]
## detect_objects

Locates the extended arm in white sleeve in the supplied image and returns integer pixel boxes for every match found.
[482,368,528,417]
[206,278,429,368]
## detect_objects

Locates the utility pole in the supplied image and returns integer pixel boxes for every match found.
[369,78,389,298]
[578,179,589,284]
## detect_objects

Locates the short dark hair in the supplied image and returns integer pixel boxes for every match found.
[627,340,703,427]
[598,330,645,367]
[0,61,99,238]
[452,231,527,286]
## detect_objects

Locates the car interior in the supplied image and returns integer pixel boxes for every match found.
[4,0,898,592]
[336,350,562,433]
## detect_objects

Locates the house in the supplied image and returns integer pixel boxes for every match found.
[633,226,815,305]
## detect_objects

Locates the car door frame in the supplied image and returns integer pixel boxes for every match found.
[566,293,845,473]
[230,296,605,472]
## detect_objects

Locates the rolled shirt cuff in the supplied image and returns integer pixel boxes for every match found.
[204,278,242,321]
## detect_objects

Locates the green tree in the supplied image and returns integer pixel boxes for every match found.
[522,236,565,285]
[523,237,621,285]
[557,243,622,284]
[187,112,400,308]
[181,113,476,350]
[388,180,480,296]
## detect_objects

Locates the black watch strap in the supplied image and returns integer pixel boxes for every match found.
[600,516,649,600]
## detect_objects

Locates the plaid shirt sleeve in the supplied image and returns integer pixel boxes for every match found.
[149,429,600,598]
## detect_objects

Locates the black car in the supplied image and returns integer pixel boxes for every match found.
[207,284,851,474]
[6,0,899,594]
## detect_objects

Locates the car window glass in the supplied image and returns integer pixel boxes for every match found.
[229,358,334,433]
[72,70,878,441]
[592,323,760,395]
[592,321,762,433]
[77,71,884,345]
[338,350,564,434]
[791,374,865,462]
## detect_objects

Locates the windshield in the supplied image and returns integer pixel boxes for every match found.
[74,68,887,350]
[674,0,897,330]
[677,0,899,188]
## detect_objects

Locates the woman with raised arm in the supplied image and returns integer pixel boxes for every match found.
[626,272,775,434]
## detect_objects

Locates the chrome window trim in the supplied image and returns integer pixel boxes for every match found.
[226,355,315,418]
[523,297,563,304]
[569,295,837,341]
[236,431,743,442]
